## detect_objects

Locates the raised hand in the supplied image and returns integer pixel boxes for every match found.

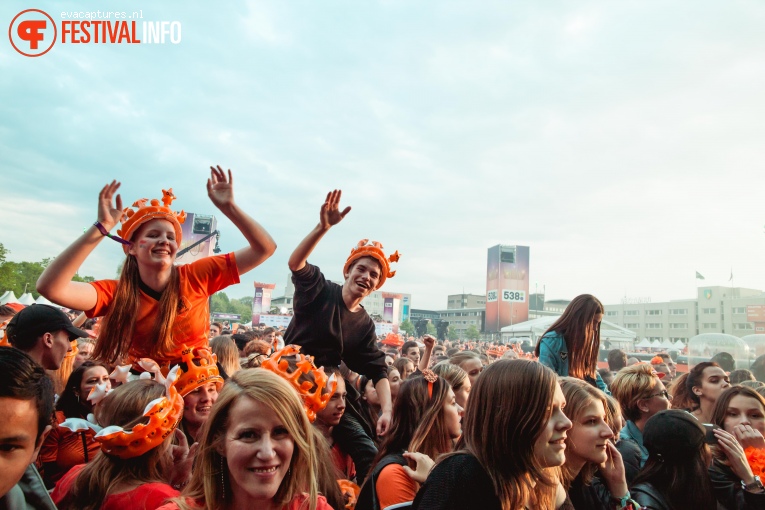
[97,180,124,230]
[715,428,756,483]
[402,451,435,483]
[207,165,235,210]
[320,189,351,230]
[733,424,765,451]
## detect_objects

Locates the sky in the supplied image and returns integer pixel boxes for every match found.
[2,0,764,310]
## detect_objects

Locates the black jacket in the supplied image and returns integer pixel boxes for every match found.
[631,482,671,510]
[709,458,765,510]
[617,437,644,485]
[333,379,378,482]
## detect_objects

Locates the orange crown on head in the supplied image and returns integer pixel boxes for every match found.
[261,345,337,422]
[343,239,400,290]
[116,188,186,253]
[174,346,224,397]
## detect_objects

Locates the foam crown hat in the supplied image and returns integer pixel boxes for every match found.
[174,345,224,397]
[116,188,187,253]
[62,364,185,460]
[261,344,337,422]
[343,239,400,290]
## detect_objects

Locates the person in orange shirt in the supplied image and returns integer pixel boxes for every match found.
[37,166,276,369]
[39,361,111,488]
[356,370,463,510]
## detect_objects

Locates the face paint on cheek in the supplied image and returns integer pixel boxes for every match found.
[138,240,148,249]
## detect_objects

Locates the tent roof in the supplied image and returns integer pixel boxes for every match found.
[501,316,637,340]
[18,293,35,305]
[0,291,18,305]
[636,339,653,347]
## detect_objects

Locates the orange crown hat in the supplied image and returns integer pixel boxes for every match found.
[343,239,400,290]
[650,356,664,365]
[381,332,404,348]
[174,346,224,397]
[116,188,186,254]
[261,345,337,422]
[93,365,184,459]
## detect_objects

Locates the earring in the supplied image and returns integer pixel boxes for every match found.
[220,456,226,500]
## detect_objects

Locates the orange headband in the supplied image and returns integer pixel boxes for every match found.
[261,345,337,422]
[116,188,186,253]
[342,239,400,290]
[422,369,438,399]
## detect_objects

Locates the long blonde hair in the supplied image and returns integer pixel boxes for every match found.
[172,369,321,510]
[210,336,239,377]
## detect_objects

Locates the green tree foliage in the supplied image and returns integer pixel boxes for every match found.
[210,291,253,323]
[426,321,437,335]
[447,325,459,341]
[0,244,94,298]
[399,319,415,336]
[465,324,481,341]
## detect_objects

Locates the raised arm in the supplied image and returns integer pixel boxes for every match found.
[287,189,351,272]
[419,334,436,371]
[36,181,125,311]
[207,166,277,275]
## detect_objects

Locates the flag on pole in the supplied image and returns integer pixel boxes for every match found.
[696,271,705,280]
[729,269,733,282]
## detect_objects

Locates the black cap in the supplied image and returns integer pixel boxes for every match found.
[643,409,705,462]
[6,304,89,346]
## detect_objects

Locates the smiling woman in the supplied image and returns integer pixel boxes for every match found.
[35,166,276,370]
[158,369,333,510]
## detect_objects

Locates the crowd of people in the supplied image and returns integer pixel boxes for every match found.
[3,172,765,509]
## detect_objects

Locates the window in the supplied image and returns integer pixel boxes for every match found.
[670,323,687,329]
[646,323,662,329]
[625,310,639,316]
[646,310,662,315]
[702,323,718,329]
[606,311,618,316]
[625,323,640,329]
[648,337,663,341]
[733,307,746,314]
[734,323,754,330]
[669,309,687,315]
[670,337,688,342]
[702,308,717,314]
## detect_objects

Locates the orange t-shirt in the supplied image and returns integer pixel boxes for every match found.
[375,463,418,510]
[156,494,334,510]
[39,411,101,484]
[331,442,356,480]
[86,253,239,364]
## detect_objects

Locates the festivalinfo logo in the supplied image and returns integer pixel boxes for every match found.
[9,8,182,57]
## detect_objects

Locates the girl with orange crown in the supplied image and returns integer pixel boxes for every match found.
[37,166,276,369]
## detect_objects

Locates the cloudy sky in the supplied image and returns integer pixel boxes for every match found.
[2,1,764,310]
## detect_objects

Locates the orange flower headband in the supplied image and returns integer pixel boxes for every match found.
[261,345,337,422]
[116,188,186,253]
[343,239,400,290]
[422,369,438,399]
[61,364,184,459]
[650,356,664,365]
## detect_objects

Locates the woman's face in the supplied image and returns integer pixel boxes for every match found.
[222,397,295,506]
[128,219,178,268]
[724,395,765,436]
[442,387,464,439]
[363,380,380,407]
[586,313,603,341]
[460,358,483,387]
[454,377,471,410]
[74,343,94,368]
[79,366,111,409]
[400,361,415,380]
[183,382,219,429]
[695,366,731,403]
[533,383,572,467]
[641,377,671,420]
[566,399,613,466]
[388,369,401,402]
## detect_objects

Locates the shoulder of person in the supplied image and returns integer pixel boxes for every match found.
[630,482,670,510]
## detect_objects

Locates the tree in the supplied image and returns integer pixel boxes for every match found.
[447,326,459,341]
[465,324,480,341]
[426,322,437,335]
[399,319,415,337]
[210,292,253,324]
[0,245,96,298]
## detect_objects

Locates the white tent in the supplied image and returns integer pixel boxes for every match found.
[0,291,18,305]
[672,340,686,350]
[34,295,65,308]
[650,340,662,349]
[501,316,637,348]
[0,291,9,302]
[18,293,35,305]
[660,340,675,349]
[635,338,653,348]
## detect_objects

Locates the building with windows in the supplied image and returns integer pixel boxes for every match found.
[447,293,486,309]
[603,286,765,342]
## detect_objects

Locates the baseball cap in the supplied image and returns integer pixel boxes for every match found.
[6,304,89,345]
[643,409,705,462]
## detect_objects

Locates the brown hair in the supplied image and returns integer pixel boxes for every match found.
[432,361,468,392]
[559,377,612,488]
[453,359,558,510]
[93,250,181,364]
[57,380,171,510]
[534,294,603,379]
[712,385,765,429]
[172,369,321,510]
[210,336,239,377]
[686,362,721,408]
[668,373,695,411]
